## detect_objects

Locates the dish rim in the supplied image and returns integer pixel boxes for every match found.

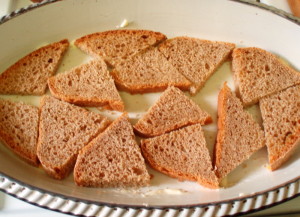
[0,0,300,216]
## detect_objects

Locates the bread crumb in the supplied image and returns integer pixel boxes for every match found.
[264,164,271,170]
[116,19,129,28]
[145,188,188,196]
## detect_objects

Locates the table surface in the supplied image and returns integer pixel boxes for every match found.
[0,0,299,216]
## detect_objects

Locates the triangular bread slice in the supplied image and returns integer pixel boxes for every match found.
[0,39,69,95]
[141,124,219,189]
[0,99,39,166]
[37,96,110,179]
[260,84,300,170]
[74,29,167,67]
[158,37,235,95]
[111,47,191,94]
[214,83,265,180]
[48,59,124,111]
[232,47,300,106]
[134,86,212,137]
[74,113,150,187]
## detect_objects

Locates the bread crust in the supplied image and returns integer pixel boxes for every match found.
[111,72,191,94]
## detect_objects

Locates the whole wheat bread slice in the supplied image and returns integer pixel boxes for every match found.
[37,96,110,179]
[141,124,219,189]
[260,84,300,170]
[74,29,167,67]
[158,37,235,95]
[134,86,212,137]
[0,39,69,95]
[74,113,150,187]
[214,83,265,181]
[232,47,300,106]
[0,99,39,166]
[48,58,124,111]
[110,47,191,94]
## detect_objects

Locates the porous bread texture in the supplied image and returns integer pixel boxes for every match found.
[37,96,110,179]
[110,47,191,94]
[158,36,235,95]
[0,99,39,166]
[134,86,212,137]
[260,84,300,171]
[48,58,124,111]
[74,113,150,187]
[214,83,265,181]
[141,124,219,189]
[232,47,300,106]
[0,39,69,95]
[74,29,167,67]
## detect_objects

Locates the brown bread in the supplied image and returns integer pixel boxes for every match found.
[134,86,212,137]
[74,113,150,187]
[260,84,300,170]
[110,47,191,94]
[232,47,300,106]
[158,37,235,95]
[74,29,167,67]
[214,83,265,180]
[37,96,110,179]
[0,99,39,166]
[141,124,219,189]
[48,59,124,111]
[0,39,69,95]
